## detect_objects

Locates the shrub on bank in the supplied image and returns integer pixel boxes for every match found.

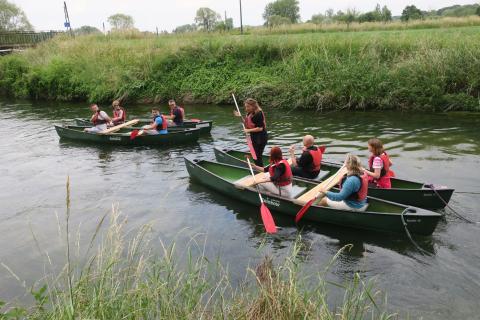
[0,24,479,111]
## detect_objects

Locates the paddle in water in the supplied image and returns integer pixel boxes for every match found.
[246,158,277,234]
[295,165,347,223]
[232,93,257,160]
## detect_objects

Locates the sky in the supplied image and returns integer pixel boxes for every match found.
[11,0,479,32]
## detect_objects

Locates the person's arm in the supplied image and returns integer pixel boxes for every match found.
[364,157,382,179]
[244,112,265,133]
[325,177,357,201]
[112,110,123,122]
[289,146,298,167]
[250,163,265,173]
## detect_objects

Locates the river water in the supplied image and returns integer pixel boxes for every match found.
[0,100,479,318]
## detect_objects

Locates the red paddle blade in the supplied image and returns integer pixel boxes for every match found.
[295,198,316,223]
[130,130,139,140]
[260,203,277,234]
[246,136,258,160]
[190,118,201,123]
[388,170,396,177]
[319,145,326,153]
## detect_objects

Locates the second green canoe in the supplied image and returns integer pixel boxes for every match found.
[213,147,454,210]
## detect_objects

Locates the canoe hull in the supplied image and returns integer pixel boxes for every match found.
[55,125,200,146]
[74,118,212,134]
[185,158,441,236]
[213,147,454,210]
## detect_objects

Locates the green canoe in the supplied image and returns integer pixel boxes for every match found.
[213,147,454,210]
[74,118,213,134]
[55,125,200,146]
[185,158,442,236]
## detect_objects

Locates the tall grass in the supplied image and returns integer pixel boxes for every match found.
[0,180,396,319]
[0,18,479,111]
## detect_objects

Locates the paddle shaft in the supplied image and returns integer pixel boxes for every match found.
[247,158,265,203]
[232,93,257,160]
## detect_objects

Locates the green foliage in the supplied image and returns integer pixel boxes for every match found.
[266,15,292,27]
[74,25,101,35]
[1,25,480,111]
[194,7,221,31]
[0,0,32,31]
[174,23,197,33]
[108,13,134,30]
[437,4,480,17]
[263,0,301,24]
[477,7,480,17]
[401,5,424,22]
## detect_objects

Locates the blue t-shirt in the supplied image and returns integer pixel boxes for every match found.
[154,116,168,135]
[326,175,367,209]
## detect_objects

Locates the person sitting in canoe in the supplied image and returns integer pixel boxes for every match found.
[139,109,168,135]
[250,146,294,198]
[111,100,126,126]
[165,99,184,126]
[317,154,369,212]
[289,135,326,179]
[84,104,113,133]
[363,138,394,189]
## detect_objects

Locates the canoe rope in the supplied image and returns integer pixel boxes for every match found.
[400,209,433,256]
[426,184,478,224]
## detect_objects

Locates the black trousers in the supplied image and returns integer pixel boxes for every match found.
[251,133,268,167]
[291,166,319,179]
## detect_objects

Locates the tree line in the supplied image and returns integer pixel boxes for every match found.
[1,0,480,34]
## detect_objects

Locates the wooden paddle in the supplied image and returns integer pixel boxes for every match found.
[99,119,139,135]
[246,158,277,234]
[295,165,348,223]
[232,93,257,160]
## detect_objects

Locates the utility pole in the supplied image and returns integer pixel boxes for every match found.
[156,26,159,36]
[102,22,106,35]
[63,1,73,37]
[239,0,243,34]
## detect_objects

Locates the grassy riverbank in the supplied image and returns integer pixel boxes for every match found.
[0,207,394,319]
[1,19,480,111]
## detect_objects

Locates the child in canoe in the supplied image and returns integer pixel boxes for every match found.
[363,138,394,189]
[250,146,294,198]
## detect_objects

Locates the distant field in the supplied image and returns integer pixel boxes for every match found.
[1,18,479,111]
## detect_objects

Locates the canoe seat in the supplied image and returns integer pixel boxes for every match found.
[291,185,307,198]
[310,170,330,182]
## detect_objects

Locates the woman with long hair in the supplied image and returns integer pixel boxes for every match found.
[318,154,369,212]
[234,98,268,167]
[250,146,293,198]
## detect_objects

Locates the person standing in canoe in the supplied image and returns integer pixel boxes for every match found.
[234,98,268,167]
[318,154,369,212]
[84,104,113,133]
[165,99,184,126]
[250,146,293,198]
[139,109,168,135]
[363,138,394,189]
[111,100,126,126]
[289,135,326,179]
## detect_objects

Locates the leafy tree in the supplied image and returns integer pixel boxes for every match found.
[215,19,233,32]
[74,25,101,35]
[381,5,392,22]
[174,24,197,33]
[0,0,32,31]
[310,13,326,24]
[335,9,358,28]
[108,13,134,30]
[195,7,221,31]
[263,0,300,24]
[325,8,334,19]
[477,6,480,16]
[401,5,424,22]
[266,15,292,27]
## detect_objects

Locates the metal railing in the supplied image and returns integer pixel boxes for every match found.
[0,31,63,48]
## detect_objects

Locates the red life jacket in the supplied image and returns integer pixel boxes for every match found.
[92,110,107,125]
[245,111,266,130]
[268,159,293,187]
[308,145,325,172]
[341,174,369,202]
[113,107,126,124]
[368,152,392,177]
[368,152,393,189]
[153,115,168,130]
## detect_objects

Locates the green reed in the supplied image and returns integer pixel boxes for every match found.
[0,179,396,319]
[1,20,479,111]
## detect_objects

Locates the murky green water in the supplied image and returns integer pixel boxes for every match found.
[0,100,479,318]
